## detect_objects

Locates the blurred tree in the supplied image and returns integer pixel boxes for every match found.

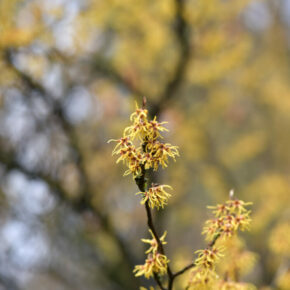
[0,0,289,289]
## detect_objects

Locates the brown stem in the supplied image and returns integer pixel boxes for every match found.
[154,273,167,290]
[208,232,221,248]
[173,263,195,278]
[169,231,222,288]
[135,164,170,289]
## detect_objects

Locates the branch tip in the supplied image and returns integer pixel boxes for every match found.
[229,189,234,200]
[142,96,147,109]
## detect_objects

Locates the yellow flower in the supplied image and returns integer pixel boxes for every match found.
[146,141,179,170]
[108,100,179,178]
[146,116,169,140]
[134,255,155,279]
[226,200,253,215]
[108,137,133,155]
[207,203,229,217]
[136,185,173,209]
[124,120,149,141]
[203,198,252,240]
[141,230,167,254]
[195,246,224,269]
[133,253,169,279]
[130,103,148,123]
[233,213,251,231]
[123,155,143,177]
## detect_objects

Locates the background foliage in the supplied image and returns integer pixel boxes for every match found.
[0,0,289,289]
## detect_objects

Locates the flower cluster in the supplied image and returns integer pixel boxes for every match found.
[203,199,252,241]
[187,247,224,289]
[136,185,172,209]
[187,195,253,289]
[195,247,224,269]
[109,100,177,284]
[134,230,169,279]
[108,102,179,177]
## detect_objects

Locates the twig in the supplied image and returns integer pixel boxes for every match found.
[135,164,169,290]
[208,232,221,248]
[173,263,195,278]
[154,273,167,290]
[169,231,222,287]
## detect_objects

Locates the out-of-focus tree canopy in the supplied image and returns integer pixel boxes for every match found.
[0,0,289,289]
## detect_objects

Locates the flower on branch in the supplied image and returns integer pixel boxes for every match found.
[203,199,252,241]
[195,246,224,269]
[146,116,169,140]
[108,100,179,177]
[133,253,169,279]
[141,229,167,254]
[130,103,148,123]
[188,194,253,289]
[136,185,173,209]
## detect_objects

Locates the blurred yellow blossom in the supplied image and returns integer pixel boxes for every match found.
[136,185,172,209]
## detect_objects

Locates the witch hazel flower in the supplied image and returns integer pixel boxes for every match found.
[108,101,179,178]
[134,230,169,279]
[136,184,173,210]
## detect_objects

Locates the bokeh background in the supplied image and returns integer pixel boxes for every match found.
[0,0,290,289]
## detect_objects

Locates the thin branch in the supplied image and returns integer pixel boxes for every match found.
[208,232,221,248]
[173,263,195,278]
[154,273,167,290]
[135,164,169,290]
[169,231,222,286]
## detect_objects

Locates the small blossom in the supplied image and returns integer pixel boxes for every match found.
[130,103,148,122]
[146,141,179,170]
[123,157,143,176]
[136,185,173,209]
[133,253,169,279]
[134,254,155,279]
[141,230,167,254]
[154,253,169,275]
[124,120,149,141]
[108,137,133,155]
[233,213,252,231]
[146,116,168,140]
[142,152,155,170]
[207,203,229,217]
[221,223,235,239]
[202,218,223,241]
[226,200,253,214]
[195,246,224,269]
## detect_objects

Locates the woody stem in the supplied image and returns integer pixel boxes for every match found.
[135,160,173,289]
